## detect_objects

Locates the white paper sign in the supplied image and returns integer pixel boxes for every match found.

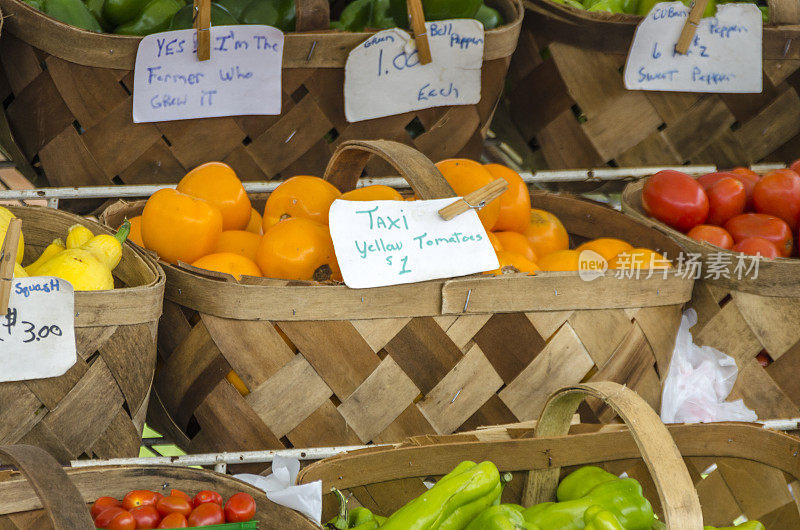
[133,25,284,123]
[0,277,77,382]
[624,2,762,93]
[344,20,484,122]
[329,199,499,289]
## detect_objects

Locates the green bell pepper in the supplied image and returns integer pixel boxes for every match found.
[114,0,182,34]
[388,0,482,28]
[239,0,295,31]
[704,522,766,530]
[169,2,237,30]
[524,478,655,530]
[103,0,151,26]
[380,461,502,530]
[556,466,619,502]
[325,488,386,530]
[215,0,249,20]
[43,0,102,31]
[334,0,395,32]
[465,504,540,530]
[584,505,625,530]
[23,0,45,11]
[474,3,503,29]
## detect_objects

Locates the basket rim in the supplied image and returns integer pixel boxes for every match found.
[621,178,800,297]
[8,204,166,326]
[101,191,695,320]
[0,0,523,70]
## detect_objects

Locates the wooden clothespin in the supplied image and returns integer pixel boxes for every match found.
[0,218,22,315]
[194,0,211,61]
[407,0,432,65]
[675,0,710,55]
[439,179,508,221]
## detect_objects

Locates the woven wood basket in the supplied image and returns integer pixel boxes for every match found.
[299,381,800,528]
[0,444,316,529]
[0,0,521,193]
[101,139,693,460]
[3,206,164,462]
[622,178,800,422]
[504,0,800,171]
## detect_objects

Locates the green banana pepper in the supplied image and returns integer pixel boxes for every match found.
[438,473,512,530]
[23,0,45,11]
[556,466,619,502]
[584,505,625,530]
[43,0,102,31]
[114,0,182,34]
[334,0,394,32]
[523,478,655,530]
[388,0,482,28]
[465,504,540,530]
[169,2,237,30]
[474,3,503,29]
[380,461,501,530]
[704,522,766,530]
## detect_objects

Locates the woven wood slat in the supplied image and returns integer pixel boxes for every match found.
[0,207,165,462]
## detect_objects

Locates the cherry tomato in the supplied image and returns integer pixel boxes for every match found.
[686,225,734,250]
[642,170,709,232]
[95,507,127,528]
[706,177,746,226]
[790,159,800,175]
[169,490,192,503]
[107,510,136,530]
[224,493,256,523]
[156,496,193,518]
[122,490,161,511]
[157,513,188,528]
[130,505,161,529]
[724,213,793,257]
[92,497,122,520]
[729,167,761,209]
[752,169,800,231]
[192,490,223,507]
[732,237,781,259]
[187,502,225,526]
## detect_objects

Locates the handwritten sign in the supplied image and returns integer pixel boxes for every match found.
[344,20,484,123]
[329,198,498,289]
[624,2,762,93]
[0,277,76,382]
[133,25,284,123]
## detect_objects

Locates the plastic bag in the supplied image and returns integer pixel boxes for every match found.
[660,309,757,424]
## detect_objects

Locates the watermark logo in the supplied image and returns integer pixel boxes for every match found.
[578,250,607,282]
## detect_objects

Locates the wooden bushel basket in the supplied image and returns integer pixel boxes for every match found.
[2,206,164,461]
[622,179,800,422]
[0,444,316,529]
[299,381,800,528]
[0,0,522,192]
[100,139,693,463]
[504,0,800,171]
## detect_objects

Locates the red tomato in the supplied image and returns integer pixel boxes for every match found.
[95,507,127,528]
[169,490,192,503]
[706,177,746,226]
[686,225,734,250]
[728,167,761,209]
[752,169,800,231]
[642,170,709,232]
[187,502,225,526]
[732,237,781,258]
[756,351,773,368]
[108,510,136,530]
[130,505,161,529]
[156,496,193,518]
[192,490,224,507]
[122,490,161,511]
[157,513,188,528]
[92,497,122,520]
[724,213,793,257]
[790,159,800,175]
[224,493,256,523]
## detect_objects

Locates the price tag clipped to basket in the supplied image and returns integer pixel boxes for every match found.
[623,1,762,93]
[0,222,76,383]
[329,195,500,289]
[344,19,485,122]
[132,26,284,123]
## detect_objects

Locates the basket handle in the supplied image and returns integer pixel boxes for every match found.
[524,382,703,530]
[323,139,456,200]
[0,445,95,528]
[295,0,331,31]
[767,0,800,25]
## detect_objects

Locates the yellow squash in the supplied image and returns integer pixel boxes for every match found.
[66,224,94,249]
[25,239,66,275]
[14,263,27,278]
[0,206,24,264]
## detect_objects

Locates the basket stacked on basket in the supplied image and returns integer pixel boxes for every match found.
[100,139,694,462]
[0,0,522,191]
[0,207,164,461]
[504,0,800,170]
